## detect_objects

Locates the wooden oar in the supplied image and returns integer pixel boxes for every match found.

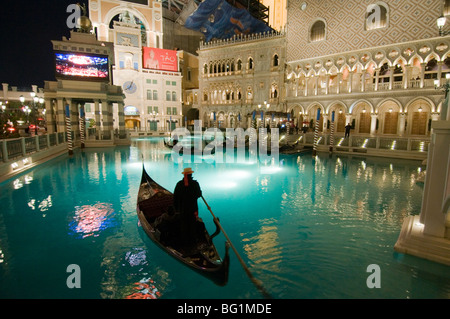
[201,196,273,299]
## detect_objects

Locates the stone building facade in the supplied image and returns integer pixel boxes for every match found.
[197,30,287,129]
[284,0,450,136]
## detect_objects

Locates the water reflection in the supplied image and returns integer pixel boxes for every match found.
[69,202,116,239]
[241,218,282,272]
[27,195,52,216]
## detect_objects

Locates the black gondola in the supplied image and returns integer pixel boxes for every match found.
[136,166,229,286]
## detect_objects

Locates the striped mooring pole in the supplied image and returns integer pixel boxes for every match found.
[329,111,335,153]
[312,109,321,156]
[80,106,86,149]
[65,104,73,156]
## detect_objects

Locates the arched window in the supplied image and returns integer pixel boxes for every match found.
[248,58,254,70]
[273,54,279,67]
[237,59,242,71]
[203,64,208,75]
[310,20,326,42]
[365,2,388,30]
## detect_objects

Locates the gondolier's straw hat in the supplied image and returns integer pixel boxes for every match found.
[182,167,194,175]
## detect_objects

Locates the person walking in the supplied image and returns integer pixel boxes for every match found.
[345,123,352,138]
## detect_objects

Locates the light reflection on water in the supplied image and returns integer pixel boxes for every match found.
[0,137,449,299]
[68,202,116,239]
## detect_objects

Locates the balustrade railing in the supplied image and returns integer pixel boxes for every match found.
[288,132,430,155]
[0,132,66,163]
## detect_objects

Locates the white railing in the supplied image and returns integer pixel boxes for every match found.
[285,132,430,157]
[0,132,66,163]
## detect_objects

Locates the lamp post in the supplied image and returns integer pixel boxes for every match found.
[30,92,39,136]
[1,102,5,137]
[437,15,450,36]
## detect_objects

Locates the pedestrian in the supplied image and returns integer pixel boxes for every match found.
[345,123,351,138]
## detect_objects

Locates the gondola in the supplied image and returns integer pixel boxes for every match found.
[136,166,229,286]
[164,139,216,154]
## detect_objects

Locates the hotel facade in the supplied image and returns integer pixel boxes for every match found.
[196,0,450,144]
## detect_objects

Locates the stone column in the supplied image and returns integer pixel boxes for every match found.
[70,100,80,141]
[305,76,309,96]
[398,113,406,136]
[337,73,342,94]
[315,75,319,95]
[404,64,411,89]
[44,98,55,134]
[420,63,426,88]
[345,114,352,127]
[361,69,366,92]
[389,66,395,90]
[118,102,125,136]
[420,121,450,237]
[374,68,380,91]
[322,114,329,133]
[56,98,66,133]
[370,114,378,135]
[94,100,101,128]
[102,100,113,133]
[437,61,443,84]
[325,74,330,95]
[348,71,353,93]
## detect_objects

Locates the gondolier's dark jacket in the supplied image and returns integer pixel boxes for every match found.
[174,176,202,218]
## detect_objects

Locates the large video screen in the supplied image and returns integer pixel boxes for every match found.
[143,47,178,72]
[55,52,109,81]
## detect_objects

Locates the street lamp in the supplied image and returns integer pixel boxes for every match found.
[437,15,450,36]
[30,92,40,135]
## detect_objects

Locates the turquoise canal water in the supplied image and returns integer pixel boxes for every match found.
[0,137,449,299]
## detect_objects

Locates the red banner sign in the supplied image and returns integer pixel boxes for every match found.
[143,47,178,72]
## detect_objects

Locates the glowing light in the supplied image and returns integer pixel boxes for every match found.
[222,169,251,180]
[11,162,19,170]
[362,139,369,148]
[24,175,33,184]
[260,165,282,174]
[337,138,344,146]
[13,178,23,189]
[391,140,396,150]
[419,141,425,152]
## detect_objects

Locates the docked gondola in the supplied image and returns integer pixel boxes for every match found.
[136,166,229,286]
[164,139,216,154]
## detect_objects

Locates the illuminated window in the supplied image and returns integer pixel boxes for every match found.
[310,19,326,42]
[365,2,388,30]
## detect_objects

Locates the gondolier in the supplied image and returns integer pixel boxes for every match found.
[174,168,202,245]
[136,165,229,286]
